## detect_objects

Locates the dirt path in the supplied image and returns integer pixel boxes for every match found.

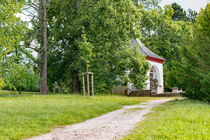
[28,99,173,140]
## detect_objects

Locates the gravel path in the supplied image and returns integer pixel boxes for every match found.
[28,99,173,140]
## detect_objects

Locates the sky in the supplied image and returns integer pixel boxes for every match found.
[160,0,209,12]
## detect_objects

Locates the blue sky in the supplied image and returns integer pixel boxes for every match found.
[160,0,209,12]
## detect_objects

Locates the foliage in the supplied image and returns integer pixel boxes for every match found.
[171,2,198,22]
[0,0,25,60]
[77,30,95,69]
[173,4,210,102]
[0,0,27,89]
[171,2,188,21]
[139,4,190,89]
[122,99,210,140]
[2,62,40,93]
[0,0,208,97]
[0,0,40,92]
[0,78,6,90]
[138,2,209,101]
[0,93,157,139]
[135,0,161,9]
[47,0,149,93]
[128,45,150,89]
[187,9,198,23]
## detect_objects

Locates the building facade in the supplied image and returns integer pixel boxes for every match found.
[131,39,165,94]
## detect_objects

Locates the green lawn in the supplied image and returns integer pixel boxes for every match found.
[0,91,164,140]
[122,99,210,140]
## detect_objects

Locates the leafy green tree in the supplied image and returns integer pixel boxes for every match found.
[77,30,95,71]
[187,9,198,23]
[0,0,40,92]
[138,2,200,92]
[5,40,40,93]
[171,2,188,21]
[0,0,25,60]
[47,0,149,93]
[139,4,192,89]
[2,61,39,94]
[0,0,25,89]
[134,0,161,9]
[174,4,210,101]
[20,0,49,94]
[171,2,198,22]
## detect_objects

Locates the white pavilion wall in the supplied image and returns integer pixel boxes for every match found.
[144,60,164,93]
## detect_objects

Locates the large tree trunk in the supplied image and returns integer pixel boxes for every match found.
[72,70,80,93]
[39,0,48,94]
[71,0,81,94]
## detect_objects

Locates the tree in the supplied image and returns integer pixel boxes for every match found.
[134,0,161,9]
[174,4,210,102]
[2,34,40,93]
[0,0,25,89]
[2,61,39,94]
[0,0,25,60]
[139,4,192,89]
[171,2,188,21]
[22,0,48,94]
[171,2,198,22]
[47,0,149,93]
[39,0,48,94]
[0,0,45,93]
[187,9,198,23]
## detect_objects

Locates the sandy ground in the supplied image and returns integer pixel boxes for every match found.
[28,99,173,140]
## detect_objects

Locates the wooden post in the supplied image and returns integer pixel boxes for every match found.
[87,73,90,96]
[82,74,86,96]
[91,73,94,96]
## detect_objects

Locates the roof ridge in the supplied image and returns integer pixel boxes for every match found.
[131,39,165,61]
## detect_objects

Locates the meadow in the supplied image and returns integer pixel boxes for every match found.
[0,91,159,140]
[122,99,210,140]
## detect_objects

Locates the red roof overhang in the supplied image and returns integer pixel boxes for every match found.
[146,56,165,64]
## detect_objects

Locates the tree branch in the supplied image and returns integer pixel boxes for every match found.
[21,45,39,52]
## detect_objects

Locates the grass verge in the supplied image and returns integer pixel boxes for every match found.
[0,91,168,140]
[122,99,210,140]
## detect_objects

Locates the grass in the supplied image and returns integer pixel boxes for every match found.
[122,99,210,140]
[0,91,168,140]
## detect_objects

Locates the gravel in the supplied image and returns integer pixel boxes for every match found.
[28,99,173,140]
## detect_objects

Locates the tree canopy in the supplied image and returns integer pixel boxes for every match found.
[47,0,149,93]
[0,0,25,60]
[0,0,39,92]
[0,0,25,89]
[173,4,210,101]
